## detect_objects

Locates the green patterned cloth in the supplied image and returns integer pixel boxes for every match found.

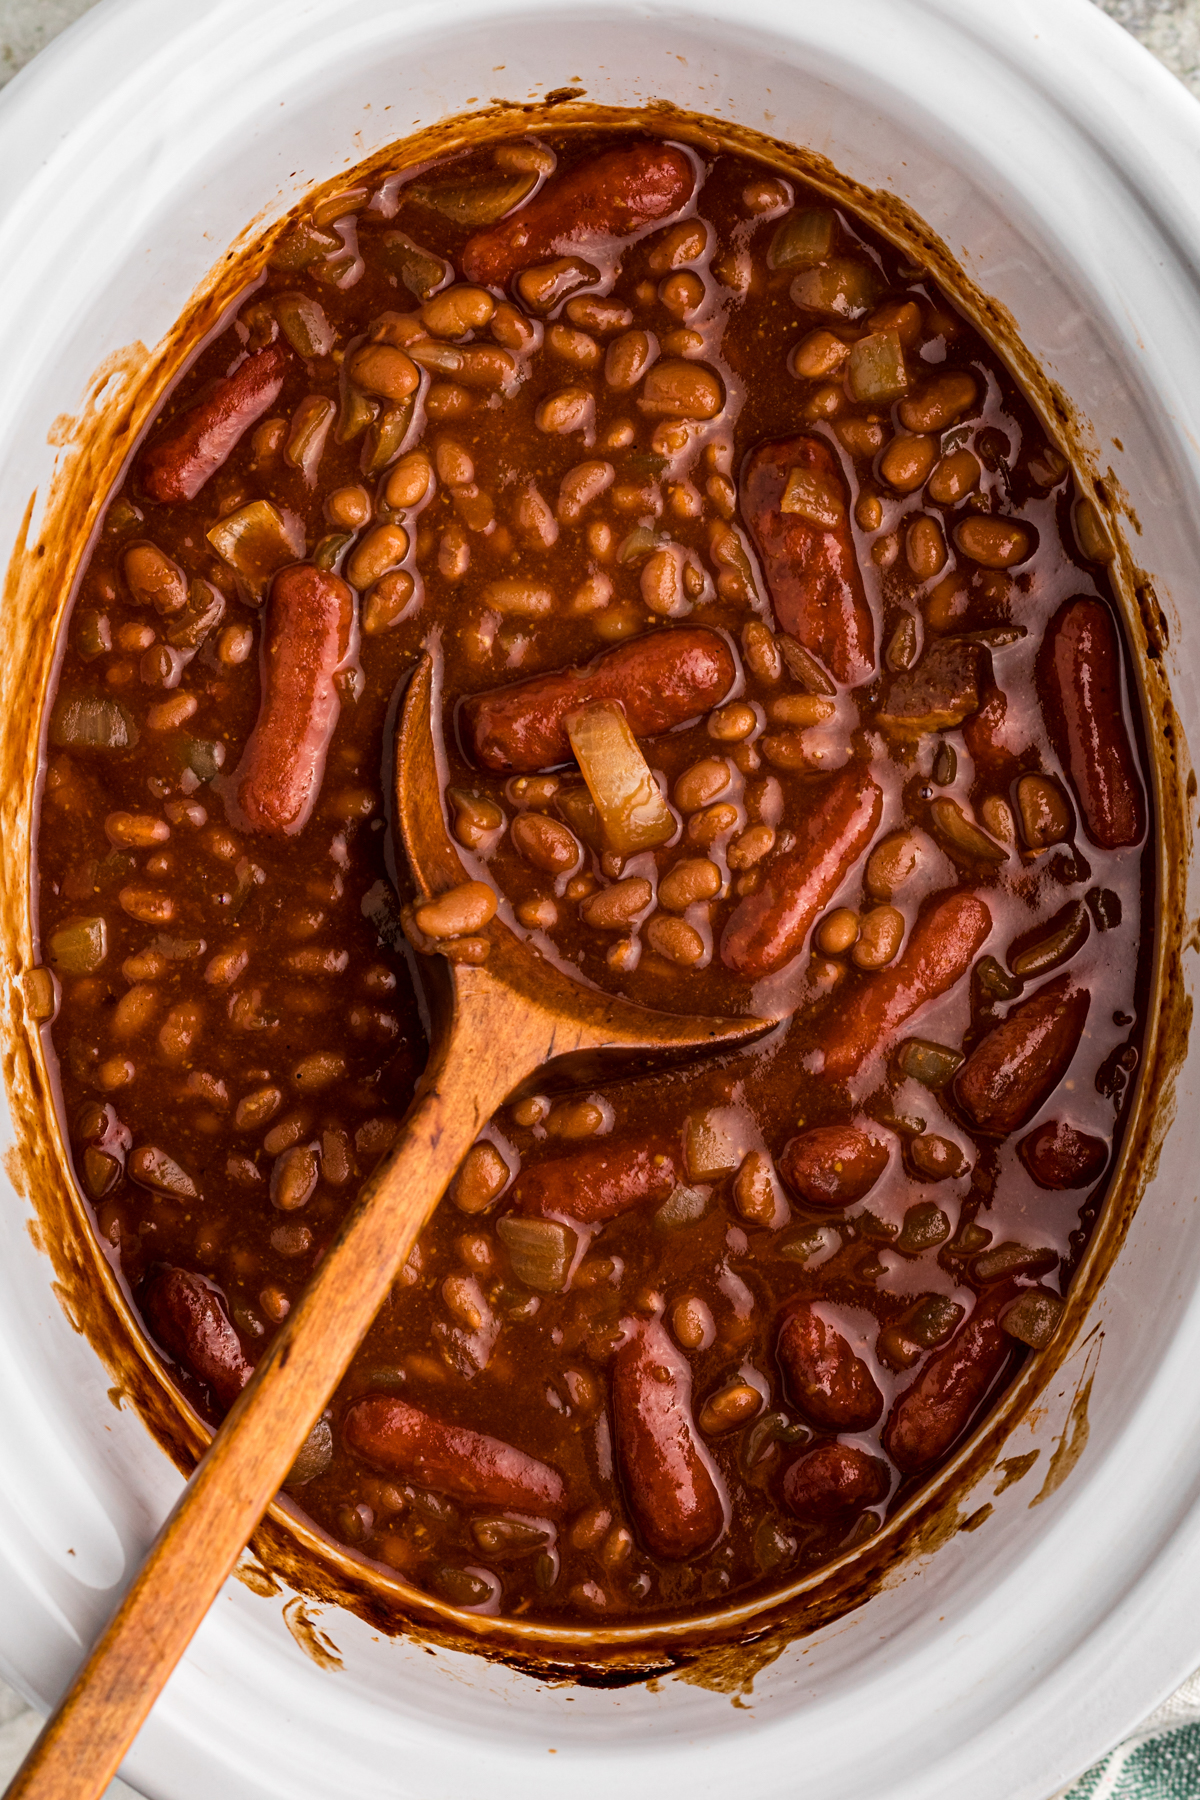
[1055,1671,1200,1798]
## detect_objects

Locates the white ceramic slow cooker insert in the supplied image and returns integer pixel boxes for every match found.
[1,1,1199,1796]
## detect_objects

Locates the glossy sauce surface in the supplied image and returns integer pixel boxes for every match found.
[35,128,1152,1624]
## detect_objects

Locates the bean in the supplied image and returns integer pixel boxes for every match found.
[123,543,187,615]
[778,1301,884,1431]
[545,1098,608,1140]
[414,880,497,939]
[883,1288,1015,1472]
[699,1380,761,1436]
[293,1050,346,1091]
[905,514,947,579]
[742,621,782,684]
[514,255,598,312]
[421,284,495,337]
[954,974,1090,1136]
[673,758,731,815]
[639,546,689,618]
[480,578,553,618]
[434,438,473,487]
[128,1143,197,1199]
[611,1318,725,1559]
[235,1085,283,1130]
[142,1267,252,1407]
[658,858,721,911]
[852,904,904,969]
[384,451,433,511]
[580,877,652,929]
[511,811,580,874]
[601,329,653,393]
[362,570,416,634]
[708,701,757,743]
[897,371,978,433]
[511,483,558,548]
[781,1442,889,1523]
[866,829,924,899]
[557,459,614,522]
[218,623,254,665]
[237,564,353,837]
[791,329,849,380]
[722,764,882,978]
[927,448,981,504]
[324,484,372,530]
[346,523,408,590]
[205,946,248,986]
[954,516,1031,568]
[507,774,560,808]
[105,811,168,848]
[284,945,349,975]
[96,1057,134,1091]
[546,323,600,370]
[766,693,835,727]
[741,433,874,685]
[140,344,288,503]
[659,270,705,318]
[424,381,472,420]
[271,1144,319,1210]
[778,1123,888,1209]
[463,626,735,773]
[517,897,558,929]
[733,1150,779,1227]
[145,693,197,732]
[907,1134,967,1181]
[453,1142,510,1214]
[530,384,592,436]
[1036,596,1145,849]
[350,1395,569,1518]
[1016,772,1073,850]
[815,907,859,954]
[463,140,694,286]
[880,433,937,494]
[489,300,538,352]
[645,915,705,966]
[119,886,175,925]
[821,890,992,1079]
[639,359,724,420]
[113,983,158,1037]
[1019,1120,1109,1190]
[686,802,739,849]
[158,1000,202,1063]
[348,343,419,401]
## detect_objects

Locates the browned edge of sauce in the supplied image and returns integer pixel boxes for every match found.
[0,95,1190,1694]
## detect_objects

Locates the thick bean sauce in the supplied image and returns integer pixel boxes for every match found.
[35,127,1153,1624]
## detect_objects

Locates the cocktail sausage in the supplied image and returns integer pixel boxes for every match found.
[140,344,289,503]
[345,1396,567,1515]
[611,1318,725,1559]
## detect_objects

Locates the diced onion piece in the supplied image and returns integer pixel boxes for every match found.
[653,1183,711,1229]
[274,293,336,359]
[49,695,138,751]
[554,785,605,852]
[47,917,107,975]
[929,796,1009,865]
[206,501,305,600]
[790,259,880,320]
[684,1106,744,1180]
[780,465,845,528]
[378,231,451,300]
[768,208,835,271]
[565,702,674,855]
[407,170,537,226]
[848,329,908,403]
[284,395,336,482]
[496,1215,577,1292]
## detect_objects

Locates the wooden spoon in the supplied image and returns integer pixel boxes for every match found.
[8,651,771,1800]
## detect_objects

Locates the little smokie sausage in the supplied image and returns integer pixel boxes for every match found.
[1019,1119,1109,1190]
[883,1288,1017,1474]
[139,344,289,504]
[512,1135,677,1223]
[611,1317,725,1559]
[461,626,735,773]
[721,764,883,977]
[781,1442,890,1523]
[953,974,1090,1137]
[237,563,354,835]
[776,1301,884,1431]
[1036,596,1145,849]
[461,140,695,286]
[777,1123,888,1208]
[142,1266,253,1410]
[820,890,993,1079]
[741,433,875,686]
[344,1396,567,1515]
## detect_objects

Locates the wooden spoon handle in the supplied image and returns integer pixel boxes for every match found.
[6,980,552,1800]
